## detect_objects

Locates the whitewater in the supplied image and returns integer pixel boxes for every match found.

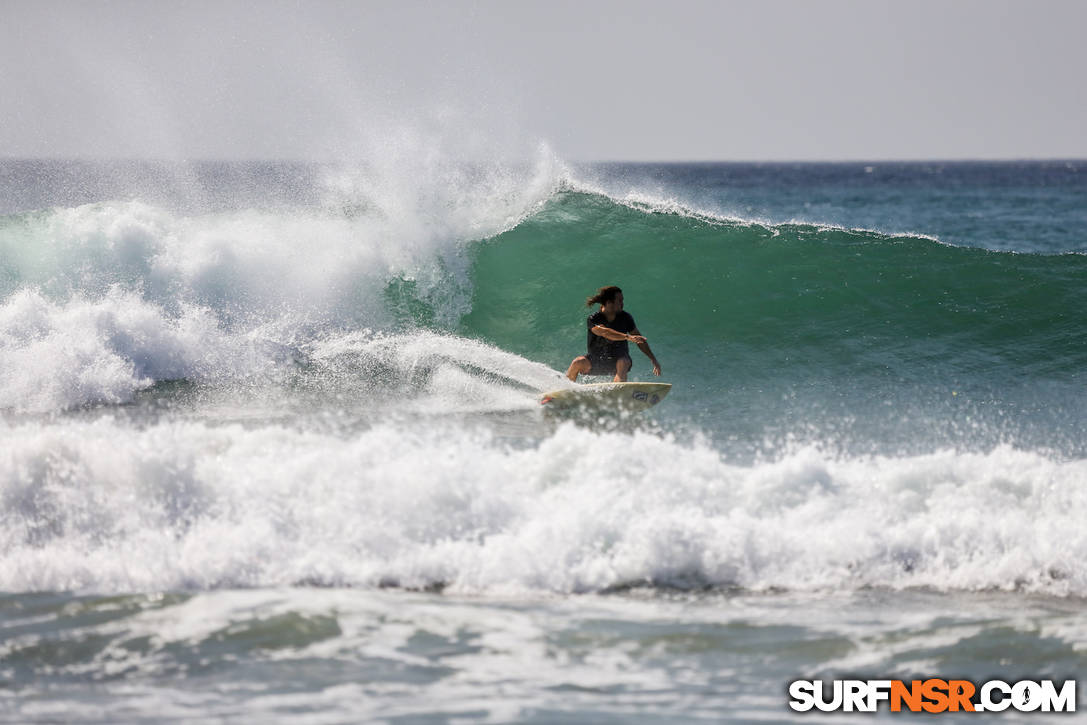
[1,157,1085,722]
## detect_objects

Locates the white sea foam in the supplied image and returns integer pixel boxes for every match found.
[0,288,284,412]
[0,148,564,411]
[306,329,566,411]
[1,417,1083,596]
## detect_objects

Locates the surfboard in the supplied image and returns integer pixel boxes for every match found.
[539,382,672,412]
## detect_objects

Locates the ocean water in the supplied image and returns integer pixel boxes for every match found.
[1,157,1085,722]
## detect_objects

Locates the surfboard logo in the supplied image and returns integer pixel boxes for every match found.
[633,391,648,401]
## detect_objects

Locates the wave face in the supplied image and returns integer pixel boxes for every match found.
[465,190,1087,375]
[1,160,1086,597]
[460,190,1087,453]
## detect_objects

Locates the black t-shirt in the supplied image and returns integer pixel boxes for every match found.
[586,310,636,359]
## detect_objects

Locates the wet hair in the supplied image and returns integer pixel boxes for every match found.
[586,285,622,307]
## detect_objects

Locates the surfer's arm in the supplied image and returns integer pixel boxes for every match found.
[590,325,645,344]
[630,327,662,376]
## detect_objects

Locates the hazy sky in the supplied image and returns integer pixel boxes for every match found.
[2,0,1085,161]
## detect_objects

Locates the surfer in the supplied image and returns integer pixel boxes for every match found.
[566,285,662,383]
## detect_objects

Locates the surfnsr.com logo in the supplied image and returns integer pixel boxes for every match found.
[788,679,1076,713]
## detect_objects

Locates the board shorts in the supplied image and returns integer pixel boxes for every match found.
[586,354,632,376]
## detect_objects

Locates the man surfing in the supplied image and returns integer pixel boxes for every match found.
[566,285,662,382]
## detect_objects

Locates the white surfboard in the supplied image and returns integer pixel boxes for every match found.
[539,382,672,412]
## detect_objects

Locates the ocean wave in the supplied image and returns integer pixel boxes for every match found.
[2,163,1085,419]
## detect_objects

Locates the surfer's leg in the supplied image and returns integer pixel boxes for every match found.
[566,356,591,382]
[613,356,631,382]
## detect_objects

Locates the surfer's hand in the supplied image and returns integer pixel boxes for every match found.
[652,363,662,376]
[628,334,647,344]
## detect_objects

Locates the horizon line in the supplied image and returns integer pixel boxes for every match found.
[2,155,1085,165]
